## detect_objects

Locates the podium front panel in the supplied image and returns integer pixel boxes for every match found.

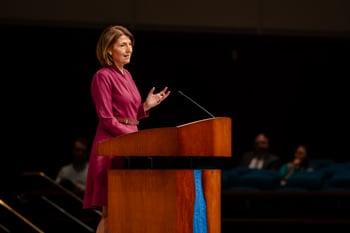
[108,169,221,233]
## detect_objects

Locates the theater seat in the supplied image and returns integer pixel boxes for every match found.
[235,169,281,190]
[222,167,252,190]
[323,163,350,191]
[284,170,326,190]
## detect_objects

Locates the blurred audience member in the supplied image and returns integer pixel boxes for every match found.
[279,144,314,186]
[56,137,90,197]
[239,132,281,170]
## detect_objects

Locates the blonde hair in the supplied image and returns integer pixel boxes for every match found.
[96,25,134,67]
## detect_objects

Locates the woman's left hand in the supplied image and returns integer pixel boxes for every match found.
[143,86,171,111]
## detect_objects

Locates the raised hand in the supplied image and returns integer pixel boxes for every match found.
[143,86,171,111]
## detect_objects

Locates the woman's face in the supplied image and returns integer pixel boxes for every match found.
[294,146,307,160]
[109,35,133,68]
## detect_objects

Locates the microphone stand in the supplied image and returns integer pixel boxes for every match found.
[177,90,215,118]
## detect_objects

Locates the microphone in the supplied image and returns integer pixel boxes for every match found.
[178,90,215,118]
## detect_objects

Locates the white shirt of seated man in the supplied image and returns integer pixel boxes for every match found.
[56,137,90,192]
[248,157,264,169]
[56,163,88,191]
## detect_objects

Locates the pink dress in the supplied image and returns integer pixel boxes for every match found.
[83,65,148,209]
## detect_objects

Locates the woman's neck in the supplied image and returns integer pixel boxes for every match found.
[114,63,124,74]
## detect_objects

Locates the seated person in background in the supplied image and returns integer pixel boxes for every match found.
[56,137,90,197]
[279,144,314,186]
[239,132,281,170]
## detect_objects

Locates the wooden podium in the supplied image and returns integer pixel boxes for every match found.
[97,117,232,233]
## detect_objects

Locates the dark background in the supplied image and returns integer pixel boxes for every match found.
[1,22,349,182]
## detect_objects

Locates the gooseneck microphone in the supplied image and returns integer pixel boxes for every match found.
[178,90,215,118]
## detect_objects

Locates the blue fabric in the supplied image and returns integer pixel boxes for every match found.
[222,167,252,189]
[238,169,281,190]
[193,169,208,233]
[286,170,326,190]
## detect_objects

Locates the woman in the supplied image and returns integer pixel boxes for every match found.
[83,25,170,233]
[279,144,313,186]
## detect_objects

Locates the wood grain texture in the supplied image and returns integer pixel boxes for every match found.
[176,170,195,233]
[108,170,177,233]
[98,117,232,157]
[203,169,221,233]
[177,117,232,156]
[107,169,221,233]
